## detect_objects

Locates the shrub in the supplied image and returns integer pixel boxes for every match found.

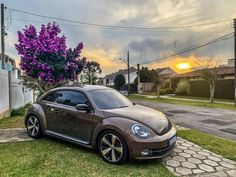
[114,74,126,89]
[175,80,190,95]
[166,88,175,94]
[160,89,167,95]
[11,107,26,117]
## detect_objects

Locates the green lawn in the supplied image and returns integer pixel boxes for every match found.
[129,94,236,110]
[0,116,25,129]
[0,139,174,177]
[177,129,236,161]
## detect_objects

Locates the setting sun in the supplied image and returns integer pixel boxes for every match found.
[176,62,191,70]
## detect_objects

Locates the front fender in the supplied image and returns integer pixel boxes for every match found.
[25,103,47,133]
[91,117,139,153]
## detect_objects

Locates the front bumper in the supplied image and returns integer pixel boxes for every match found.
[127,126,177,160]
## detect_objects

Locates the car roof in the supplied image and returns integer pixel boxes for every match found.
[51,85,112,92]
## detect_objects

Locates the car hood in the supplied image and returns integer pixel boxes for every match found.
[102,104,170,135]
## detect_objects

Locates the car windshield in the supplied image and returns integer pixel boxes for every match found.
[89,89,133,109]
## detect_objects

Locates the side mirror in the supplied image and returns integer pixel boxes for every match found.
[75,104,92,111]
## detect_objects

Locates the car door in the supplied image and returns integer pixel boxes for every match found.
[54,90,95,143]
[41,91,67,133]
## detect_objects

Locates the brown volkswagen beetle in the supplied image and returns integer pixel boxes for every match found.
[25,85,176,164]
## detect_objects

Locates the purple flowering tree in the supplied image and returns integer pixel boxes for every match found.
[15,22,86,94]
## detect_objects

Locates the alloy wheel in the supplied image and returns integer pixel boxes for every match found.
[100,133,123,163]
[27,116,40,137]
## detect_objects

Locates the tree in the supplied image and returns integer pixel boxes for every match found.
[198,59,218,103]
[82,61,102,84]
[15,22,86,94]
[202,68,217,103]
[134,67,162,98]
[114,74,126,89]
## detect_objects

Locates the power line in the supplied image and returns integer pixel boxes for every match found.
[7,7,233,31]
[141,33,234,65]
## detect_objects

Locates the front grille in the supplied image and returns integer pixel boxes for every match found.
[146,143,175,157]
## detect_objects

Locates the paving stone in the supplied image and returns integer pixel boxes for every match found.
[219,161,236,169]
[166,160,180,167]
[208,156,222,162]
[178,152,191,158]
[192,169,205,174]
[184,149,196,155]
[222,158,236,165]
[173,148,183,153]
[166,166,175,173]
[188,157,202,164]
[163,136,236,177]
[199,164,215,172]
[193,154,207,160]
[226,169,236,177]
[178,145,188,150]
[215,166,227,171]
[191,147,202,152]
[198,151,210,156]
[175,167,192,176]
[181,161,197,169]
[204,159,219,167]
[172,156,186,162]
[209,171,228,177]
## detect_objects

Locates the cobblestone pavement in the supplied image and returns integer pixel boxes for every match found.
[162,137,236,177]
[0,128,32,143]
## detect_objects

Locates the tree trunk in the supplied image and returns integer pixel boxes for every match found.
[209,82,215,103]
[156,85,160,98]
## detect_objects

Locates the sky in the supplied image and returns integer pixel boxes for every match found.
[2,0,236,76]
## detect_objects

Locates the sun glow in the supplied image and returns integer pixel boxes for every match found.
[176,62,191,70]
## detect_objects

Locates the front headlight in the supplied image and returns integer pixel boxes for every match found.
[132,124,151,139]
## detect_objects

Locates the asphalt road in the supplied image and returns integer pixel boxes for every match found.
[132,99,236,141]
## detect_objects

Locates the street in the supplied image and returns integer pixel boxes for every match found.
[132,100,236,141]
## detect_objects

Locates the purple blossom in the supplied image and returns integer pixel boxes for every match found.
[15,22,86,83]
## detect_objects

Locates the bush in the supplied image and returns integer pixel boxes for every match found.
[11,107,26,117]
[166,88,175,94]
[160,89,167,95]
[175,80,190,95]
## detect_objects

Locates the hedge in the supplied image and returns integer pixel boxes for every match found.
[189,79,234,99]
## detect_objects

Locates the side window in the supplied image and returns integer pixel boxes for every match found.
[55,90,89,107]
[43,92,57,102]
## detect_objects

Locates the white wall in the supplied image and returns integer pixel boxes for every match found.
[0,69,9,114]
[12,78,33,109]
[124,72,137,84]
[0,69,33,117]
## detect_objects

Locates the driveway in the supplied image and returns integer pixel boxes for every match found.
[132,100,236,141]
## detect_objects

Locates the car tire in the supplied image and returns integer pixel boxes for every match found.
[98,130,128,165]
[26,115,43,139]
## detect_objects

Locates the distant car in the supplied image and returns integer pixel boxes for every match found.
[25,85,176,164]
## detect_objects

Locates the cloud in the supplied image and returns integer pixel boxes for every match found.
[2,0,236,76]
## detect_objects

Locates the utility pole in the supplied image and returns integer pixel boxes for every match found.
[234,19,236,106]
[137,63,141,94]
[1,3,5,69]
[127,50,130,96]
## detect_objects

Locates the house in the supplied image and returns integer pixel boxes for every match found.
[103,67,137,86]
[173,66,235,80]
[155,67,176,79]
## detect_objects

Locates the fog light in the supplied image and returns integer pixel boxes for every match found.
[141,149,150,156]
